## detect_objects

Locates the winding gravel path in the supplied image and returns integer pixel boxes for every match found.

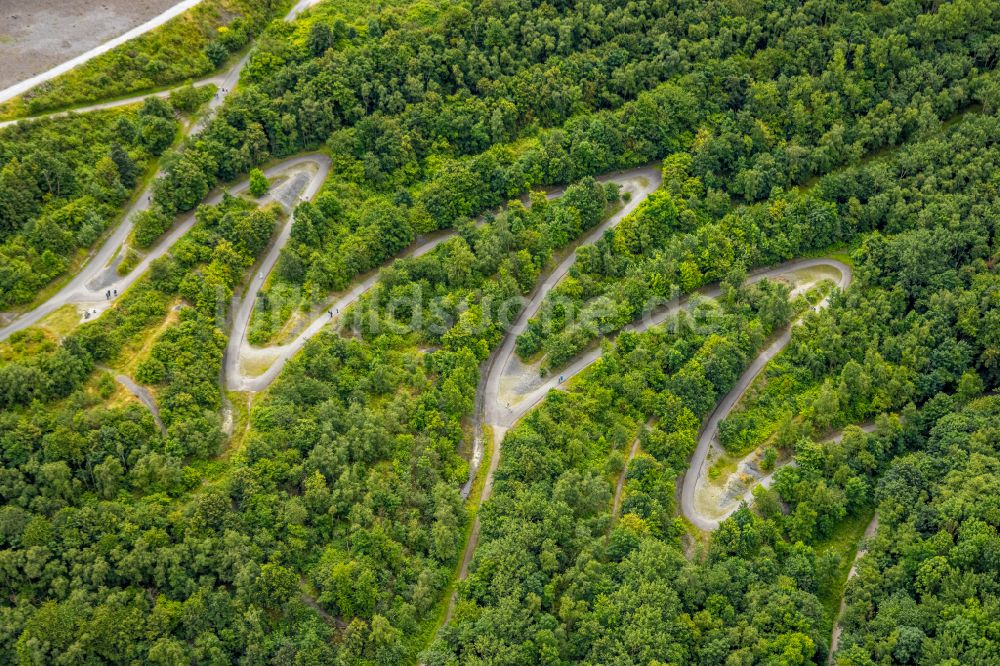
[0,2,873,643]
[450,254,854,618]
[444,165,661,621]
[230,166,663,396]
[679,259,852,531]
[0,0,327,342]
[460,166,663,497]
[0,156,330,343]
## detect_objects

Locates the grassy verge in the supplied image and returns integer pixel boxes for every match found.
[814,510,875,622]
[35,305,85,339]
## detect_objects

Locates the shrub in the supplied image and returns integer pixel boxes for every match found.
[249,168,269,197]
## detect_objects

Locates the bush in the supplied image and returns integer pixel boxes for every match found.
[249,168,269,196]
[117,248,142,275]
[133,208,173,248]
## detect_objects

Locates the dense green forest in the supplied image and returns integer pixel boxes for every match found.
[428,110,1000,663]
[0,0,997,664]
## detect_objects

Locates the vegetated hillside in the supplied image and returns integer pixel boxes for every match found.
[0,0,289,120]
[0,0,997,663]
[836,395,999,665]
[428,110,1000,665]
[0,98,181,309]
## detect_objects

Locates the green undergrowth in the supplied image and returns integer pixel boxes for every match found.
[813,510,875,622]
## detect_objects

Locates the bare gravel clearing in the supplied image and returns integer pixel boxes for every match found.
[0,0,181,88]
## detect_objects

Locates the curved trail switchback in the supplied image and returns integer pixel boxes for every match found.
[0,0,327,343]
[231,165,663,396]
[445,164,661,620]
[4,8,862,628]
[679,260,852,531]
[450,246,855,619]
[0,156,330,344]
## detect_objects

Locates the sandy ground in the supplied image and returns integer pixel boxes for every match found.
[0,0,181,88]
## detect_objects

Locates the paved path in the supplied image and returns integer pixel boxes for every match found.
[679,259,853,531]
[0,1,205,105]
[430,165,662,622]
[0,156,328,342]
[449,254,854,619]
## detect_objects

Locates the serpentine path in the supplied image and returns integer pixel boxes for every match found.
[0,156,330,343]
[0,0,324,129]
[228,166,663,393]
[680,259,852,531]
[447,188,852,618]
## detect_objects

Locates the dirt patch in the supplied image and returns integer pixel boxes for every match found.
[0,0,182,88]
[498,354,547,409]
